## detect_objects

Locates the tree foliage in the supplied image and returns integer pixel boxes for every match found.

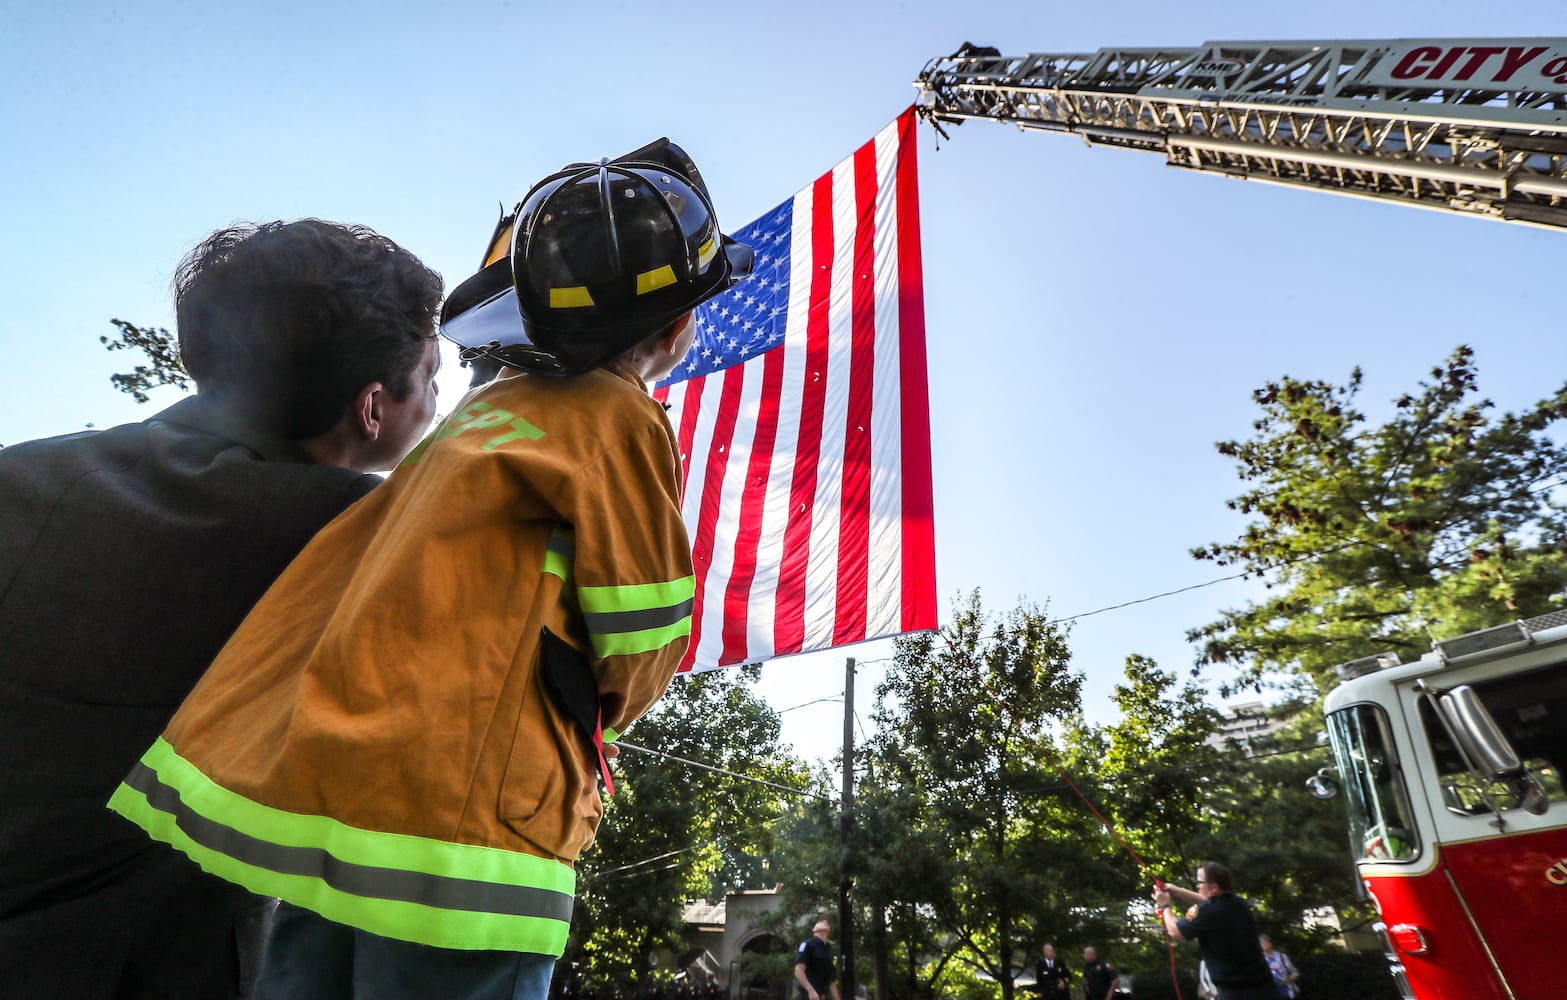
[1190,346,1567,691]
[767,594,1379,999]
[565,665,808,989]
[100,318,189,403]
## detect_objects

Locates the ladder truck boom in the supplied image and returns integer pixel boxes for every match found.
[915,39,1567,230]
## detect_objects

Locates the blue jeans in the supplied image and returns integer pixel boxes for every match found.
[255,902,556,1000]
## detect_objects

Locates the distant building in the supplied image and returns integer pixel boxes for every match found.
[1207,699,1290,750]
[669,888,791,998]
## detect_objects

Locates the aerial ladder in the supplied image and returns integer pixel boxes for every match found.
[915,39,1567,230]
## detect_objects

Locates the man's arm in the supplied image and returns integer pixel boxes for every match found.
[794,963,817,1000]
[1104,969,1120,1000]
[828,985,840,1000]
[1153,886,1195,941]
[1161,882,1202,907]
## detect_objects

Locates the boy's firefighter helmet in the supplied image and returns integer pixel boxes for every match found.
[441,138,754,377]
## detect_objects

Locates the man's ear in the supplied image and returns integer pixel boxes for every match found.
[353,382,387,441]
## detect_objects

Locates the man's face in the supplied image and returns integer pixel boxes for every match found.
[1042,945,1055,960]
[1196,868,1218,900]
[814,920,831,940]
[1083,947,1097,964]
[370,336,441,470]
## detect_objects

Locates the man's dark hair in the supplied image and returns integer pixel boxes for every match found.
[1199,861,1235,892]
[175,219,443,440]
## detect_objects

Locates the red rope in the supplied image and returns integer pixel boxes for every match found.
[947,642,1186,1000]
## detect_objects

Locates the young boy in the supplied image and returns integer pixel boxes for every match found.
[109,140,752,999]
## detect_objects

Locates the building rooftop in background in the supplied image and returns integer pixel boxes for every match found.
[1208,699,1290,750]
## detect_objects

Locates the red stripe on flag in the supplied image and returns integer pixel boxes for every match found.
[894,109,936,630]
[833,141,879,645]
[674,377,705,501]
[719,347,786,663]
[773,174,836,656]
[681,366,745,671]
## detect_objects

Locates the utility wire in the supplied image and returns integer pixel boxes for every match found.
[1045,538,1369,626]
[616,741,831,802]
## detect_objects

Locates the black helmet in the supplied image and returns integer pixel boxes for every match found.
[442,138,754,377]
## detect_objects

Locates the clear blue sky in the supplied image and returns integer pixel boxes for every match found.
[4,1,1562,767]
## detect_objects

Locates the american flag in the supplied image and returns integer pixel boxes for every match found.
[654,108,936,672]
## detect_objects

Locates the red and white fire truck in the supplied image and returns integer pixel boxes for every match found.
[1317,610,1567,1000]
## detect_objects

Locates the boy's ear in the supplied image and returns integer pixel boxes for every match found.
[657,313,695,355]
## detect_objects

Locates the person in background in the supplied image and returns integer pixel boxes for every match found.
[1081,946,1120,1000]
[794,918,841,1000]
[0,219,442,999]
[1259,935,1300,998]
[1033,942,1071,995]
[1153,862,1276,1000]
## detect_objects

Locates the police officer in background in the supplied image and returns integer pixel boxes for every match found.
[793,919,841,1000]
[1033,942,1071,995]
[1080,946,1120,1000]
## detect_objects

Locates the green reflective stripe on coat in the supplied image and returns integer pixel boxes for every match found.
[577,576,694,657]
[107,738,573,954]
[577,576,694,616]
[543,526,576,583]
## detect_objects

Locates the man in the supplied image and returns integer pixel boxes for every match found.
[0,219,443,998]
[1081,947,1119,1000]
[1033,942,1071,995]
[1153,862,1276,1000]
[794,919,841,1000]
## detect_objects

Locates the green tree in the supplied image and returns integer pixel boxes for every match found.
[1190,346,1567,692]
[856,593,1086,1000]
[567,664,808,988]
[100,318,189,402]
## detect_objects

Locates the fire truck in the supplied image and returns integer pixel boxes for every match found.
[1315,611,1567,1000]
[915,38,1567,1000]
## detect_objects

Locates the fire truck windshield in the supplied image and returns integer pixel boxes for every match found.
[1327,704,1420,860]
[1416,665,1567,815]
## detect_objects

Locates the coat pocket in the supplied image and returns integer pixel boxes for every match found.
[498,629,606,860]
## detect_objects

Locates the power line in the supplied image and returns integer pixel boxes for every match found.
[616,741,831,802]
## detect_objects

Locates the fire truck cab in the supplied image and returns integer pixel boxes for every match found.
[1321,609,1567,1000]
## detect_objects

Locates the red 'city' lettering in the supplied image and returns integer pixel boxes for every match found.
[1391,46,1440,79]
[1390,44,1555,84]
[1453,46,1504,80]
[1497,45,1548,81]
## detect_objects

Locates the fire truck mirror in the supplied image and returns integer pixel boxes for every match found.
[1439,685,1526,781]
[1305,769,1340,800]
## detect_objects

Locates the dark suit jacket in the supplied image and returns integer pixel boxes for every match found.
[1034,957,1072,994]
[0,397,378,998]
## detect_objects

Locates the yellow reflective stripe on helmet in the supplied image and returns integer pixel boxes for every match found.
[108,738,574,955]
[635,265,676,296]
[484,221,515,268]
[697,236,716,269]
[550,286,595,308]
